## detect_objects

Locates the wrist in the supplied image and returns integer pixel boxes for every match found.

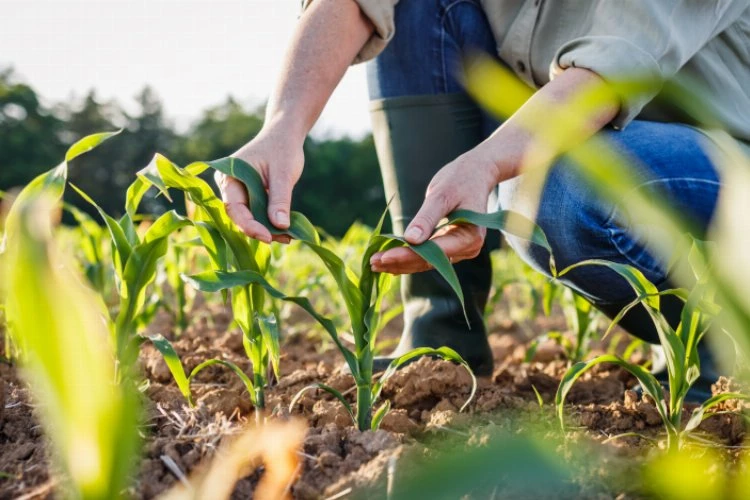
[262,110,309,145]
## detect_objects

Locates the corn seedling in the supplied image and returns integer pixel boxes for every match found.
[554,252,749,451]
[132,155,283,416]
[526,287,603,364]
[72,184,191,375]
[193,158,562,430]
[2,134,140,499]
[161,231,199,334]
[62,202,114,300]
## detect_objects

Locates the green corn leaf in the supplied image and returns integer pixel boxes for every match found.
[206,157,369,337]
[147,334,192,405]
[531,385,545,408]
[65,130,121,163]
[258,313,281,379]
[371,400,392,431]
[555,354,669,432]
[372,347,477,413]
[642,305,688,414]
[142,210,191,243]
[119,214,140,248]
[2,131,120,253]
[685,392,750,432]
[370,234,468,326]
[140,155,260,273]
[208,157,320,243]
[358,205,393,299]
[70,184,133,281]
[559,259,660,310]
[542,280,557,317]
[181,270,359,376]
[444,208,552,254]
[288,383,355,425]
[188,359,256,405]
[124,176,151,219]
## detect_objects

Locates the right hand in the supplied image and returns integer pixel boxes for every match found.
[215,126,304,244]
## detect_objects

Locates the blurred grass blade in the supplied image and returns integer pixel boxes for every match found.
[161,420,306,500]
[4,196,140,499]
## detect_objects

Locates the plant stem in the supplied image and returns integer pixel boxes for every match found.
[254,371,265,410]
[356,383,372,431]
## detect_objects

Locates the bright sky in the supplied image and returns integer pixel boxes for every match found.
[1,0,372,138]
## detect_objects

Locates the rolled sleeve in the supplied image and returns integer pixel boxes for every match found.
[549,0,750,130]
[301,0,398,63]
[551,36,664,129]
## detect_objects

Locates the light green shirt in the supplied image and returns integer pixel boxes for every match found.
[305,0,750,154]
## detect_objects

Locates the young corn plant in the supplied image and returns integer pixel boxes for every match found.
[194,158,554,430]
[161,230,199,335]
[131,155,283,416]
[71,184,191,374]
[2,133,140,499]
[554,250,749,452]
[526,287,603,364]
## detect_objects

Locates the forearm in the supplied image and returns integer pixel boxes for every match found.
[265,0,374,141]
[476,68,621,183]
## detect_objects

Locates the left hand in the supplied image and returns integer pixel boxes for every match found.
[370,150,500,274]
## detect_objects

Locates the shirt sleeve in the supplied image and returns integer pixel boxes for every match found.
[301,0,399,64]
[550,1,750,129]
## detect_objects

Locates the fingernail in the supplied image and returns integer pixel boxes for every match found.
[275,210,290,226]
[370,254,381,265]
[404,227,423,241]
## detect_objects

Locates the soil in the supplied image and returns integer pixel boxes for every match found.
[1,298,747,499]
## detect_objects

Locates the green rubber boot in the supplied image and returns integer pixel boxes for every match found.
[369,93,495,376]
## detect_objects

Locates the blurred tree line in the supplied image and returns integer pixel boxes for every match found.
[0,68,386,236]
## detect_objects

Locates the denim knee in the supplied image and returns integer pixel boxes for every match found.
[497,162,663,304]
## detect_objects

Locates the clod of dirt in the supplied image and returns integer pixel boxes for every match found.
[312,400,353,429]
[381,357,474,418]
[379,409,419,435]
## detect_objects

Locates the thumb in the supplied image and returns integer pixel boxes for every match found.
[267,171,293,229]
[404,193,450,244]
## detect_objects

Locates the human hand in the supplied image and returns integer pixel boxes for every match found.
[370,149,500,274]
[215,126,304,244]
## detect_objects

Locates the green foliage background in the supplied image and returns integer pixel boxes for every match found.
[0,68,386,236]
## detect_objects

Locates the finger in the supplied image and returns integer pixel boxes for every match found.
[427,226,485,261]
[377,225,484,271]
[224,202,273,243]
[272,234,292,245]
[218,174,249,204]
[218,173,274,243]
[372,259,433,275]
[404,191,453,245]
[267,171,293,229]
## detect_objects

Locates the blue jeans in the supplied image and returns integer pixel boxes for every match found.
[366,0,722,346]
